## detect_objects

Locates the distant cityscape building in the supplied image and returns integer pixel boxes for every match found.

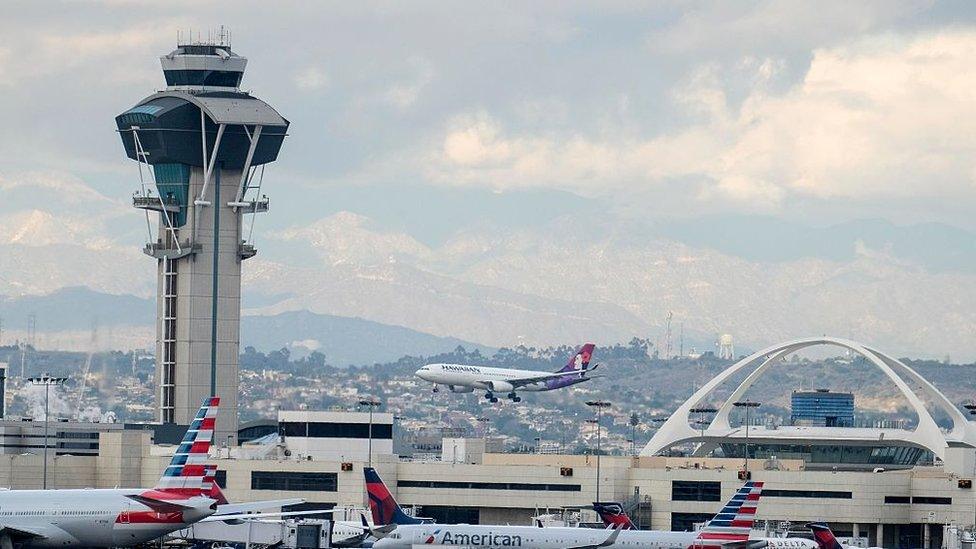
[791,389,855,427]
[718,334,735,359]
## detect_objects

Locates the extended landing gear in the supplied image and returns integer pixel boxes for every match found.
[484,392,498,403]
[508,392,522,403]
[432,385,439,393]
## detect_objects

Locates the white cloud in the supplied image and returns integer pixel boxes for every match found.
[427,29,976,210]
[294,66,329,91]
[383,56,433,109]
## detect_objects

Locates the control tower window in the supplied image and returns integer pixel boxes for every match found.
[164,69,243,88]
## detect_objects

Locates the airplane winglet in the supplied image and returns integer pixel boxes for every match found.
[566,525,622,549]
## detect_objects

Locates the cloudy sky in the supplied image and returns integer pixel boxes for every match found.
[3,1,976,234]
[3,1,976,357]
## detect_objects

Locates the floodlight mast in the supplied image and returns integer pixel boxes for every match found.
[115,33,289,442]
[28,374,67,489]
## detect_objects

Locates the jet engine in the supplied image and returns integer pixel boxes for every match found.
[486,381,515,393]
[449,385,474,393]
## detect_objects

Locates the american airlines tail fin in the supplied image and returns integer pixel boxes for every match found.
[807,523,844,549]
[695,481,764,546]
[557,343,596,373]
[364,467,425,526]
[203,464,229,505]
[153,396,219,495]
[592,502,636,530]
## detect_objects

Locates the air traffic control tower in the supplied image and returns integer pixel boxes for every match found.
[115,36,288,441]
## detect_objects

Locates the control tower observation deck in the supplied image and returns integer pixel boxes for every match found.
[115,38,289,440]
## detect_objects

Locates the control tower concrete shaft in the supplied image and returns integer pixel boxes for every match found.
[115,39,288,440]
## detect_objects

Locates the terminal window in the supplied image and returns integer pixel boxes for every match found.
[251,471,338,492]
[671,512,715,532]
[763,489,852,499]
[421,506,480,525]
[397,480,581,492]
[671,481,721,501]
[912,496,952,505]
[280,422,393,439]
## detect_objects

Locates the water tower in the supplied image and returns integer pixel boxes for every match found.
[718,334,735,360]
[115,32,289,440]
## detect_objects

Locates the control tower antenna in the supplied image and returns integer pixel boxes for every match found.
[115,34,289,441]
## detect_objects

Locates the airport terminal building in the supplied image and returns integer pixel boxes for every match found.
[1,338,973,549]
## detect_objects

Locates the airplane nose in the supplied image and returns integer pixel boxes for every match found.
[415,368,430,380]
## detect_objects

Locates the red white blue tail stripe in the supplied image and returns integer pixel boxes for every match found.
[154,396,219,493]
[695,481,763,546]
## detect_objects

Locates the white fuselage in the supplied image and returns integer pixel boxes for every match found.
[0,489,214,548]
[373,524,821,549]
[417,364,563,393]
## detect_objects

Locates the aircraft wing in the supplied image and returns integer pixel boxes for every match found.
[482,370,592,388]
[565,526,622,549]
[722,541,769,549]
[0,525,47,540]
[214,498,305,516]
[200,509,338,523]
[329,515,370,548]
[126,494,198,513]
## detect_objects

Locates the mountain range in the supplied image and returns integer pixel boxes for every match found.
[1,206,974,361]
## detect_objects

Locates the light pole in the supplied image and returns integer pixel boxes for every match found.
[29,374,67,489]
[733,400,761,478]
[586,400,611,502]
[359,398,381,468]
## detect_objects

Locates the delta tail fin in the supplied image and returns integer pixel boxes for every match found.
[558,343,596,373]
[152,396,219,495]
[592,502,636,530]
[695,481,764,547]
[365,467,424,526]
[807,523,844,549]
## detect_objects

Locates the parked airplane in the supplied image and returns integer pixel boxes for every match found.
[591,487,820,549]
[372,481,815,549]
[416,343,597,402]
[0,397,221,549]
[808,522,883,549]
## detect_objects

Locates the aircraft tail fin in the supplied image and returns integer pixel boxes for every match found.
[592,502,636,530]
[807,523,844,549]
[153,396,219,495]
[695,481,764,546]
[203,464,229,505]
[364,467,424,525]
[558,343,596,373]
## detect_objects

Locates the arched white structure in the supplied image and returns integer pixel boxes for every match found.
[642,337,976,462]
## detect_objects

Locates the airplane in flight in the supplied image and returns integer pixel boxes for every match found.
[367,467,788,549]
[0,397,222,549]
[416,343,598,402]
